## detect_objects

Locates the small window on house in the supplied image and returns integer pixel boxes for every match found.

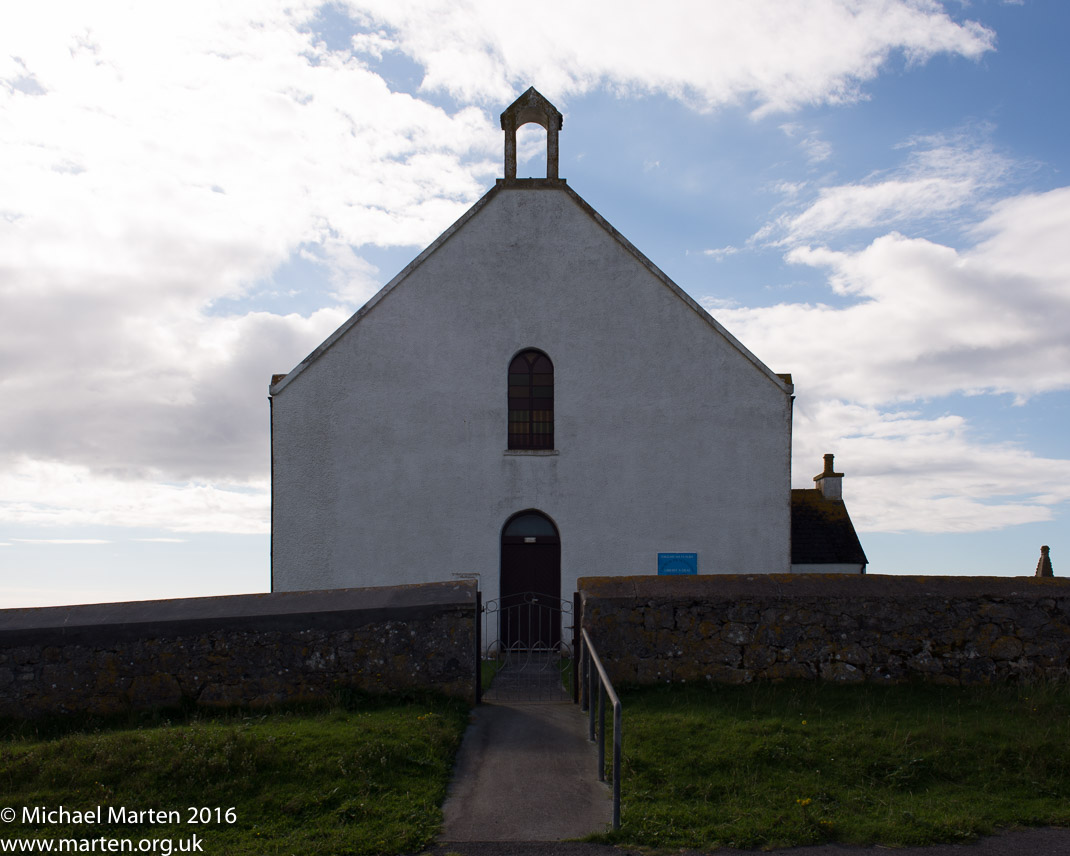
[508,350,554,449]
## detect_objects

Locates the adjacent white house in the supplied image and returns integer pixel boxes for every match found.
[791,454,868,575]
[269,88,865,615]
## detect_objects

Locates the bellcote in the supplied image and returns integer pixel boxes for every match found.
[500,87,564,181]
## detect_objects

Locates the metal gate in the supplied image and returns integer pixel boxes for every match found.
[480,591,574,703]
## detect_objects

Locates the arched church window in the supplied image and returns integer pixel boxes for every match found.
[508,350,554,449]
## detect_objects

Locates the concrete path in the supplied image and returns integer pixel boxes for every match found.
[439,700,613,842]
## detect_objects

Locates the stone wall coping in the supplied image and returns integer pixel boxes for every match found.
[578,573,1070,602]
[0,581,477,646]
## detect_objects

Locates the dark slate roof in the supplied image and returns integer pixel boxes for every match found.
[791,489,868,566]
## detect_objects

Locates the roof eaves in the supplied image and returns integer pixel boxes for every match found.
[269,183,504,396]
[560,184,793,395]
[271,180,793,397]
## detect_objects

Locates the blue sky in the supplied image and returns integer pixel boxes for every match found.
[2,0,1068,607]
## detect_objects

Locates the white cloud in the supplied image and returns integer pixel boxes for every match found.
[0,458,268,534]
[12,538,112,545]
[968,186,1070,286]
[1,1,503,535]
[779,123,832,163]
[792,401,1070,534]
[709,186,1070,533]
[301,239,383,307]
[782,177,972,239]
[0,1,1037,544]
[725,189,1070,404]
[347,0,993,115]
[772,180,808,198]
[0,302,350,483]
[801,137,833,164]
[0,2,499,264]
[761,136,1013,244]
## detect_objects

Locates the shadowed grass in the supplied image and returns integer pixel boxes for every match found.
[0,692,468,856]
[9,680,1069,852]
[480,658,503,690]
[590,681,1070,849]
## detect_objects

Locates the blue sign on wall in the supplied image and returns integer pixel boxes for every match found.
[658,552,698,575]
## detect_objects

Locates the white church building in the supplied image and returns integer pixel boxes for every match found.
[269,88,866,612]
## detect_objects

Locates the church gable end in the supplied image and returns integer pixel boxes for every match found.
[270,88,788,400]
[270,89,809,597]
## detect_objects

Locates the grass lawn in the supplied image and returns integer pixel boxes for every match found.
[0,692,469,856]
[590,680,1070,850]
[479,657,502,689]
[6,681,1070,853]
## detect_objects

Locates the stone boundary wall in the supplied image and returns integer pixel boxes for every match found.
[0,581,476,717]
[578,574,1070,686]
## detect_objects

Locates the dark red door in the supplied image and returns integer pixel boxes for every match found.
[500,513,561,649]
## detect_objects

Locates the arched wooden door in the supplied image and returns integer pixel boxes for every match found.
[499,511,561,649]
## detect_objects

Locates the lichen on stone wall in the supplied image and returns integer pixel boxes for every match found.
[580,575,1070,687]
[0,585,477,718]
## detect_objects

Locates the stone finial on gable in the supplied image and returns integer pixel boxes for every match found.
[500,86,564,180]
[1036,545,1054,577]
[814,453,844,500]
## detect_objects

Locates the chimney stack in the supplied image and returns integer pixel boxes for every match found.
[1036,545,1054,577]
[814,453,844,500]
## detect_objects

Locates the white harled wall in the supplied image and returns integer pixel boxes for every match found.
[270,184,793,603]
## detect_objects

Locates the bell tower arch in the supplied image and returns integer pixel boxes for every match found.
[500,86,564,180]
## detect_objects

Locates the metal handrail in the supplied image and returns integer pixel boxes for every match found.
[580,627,621,829]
